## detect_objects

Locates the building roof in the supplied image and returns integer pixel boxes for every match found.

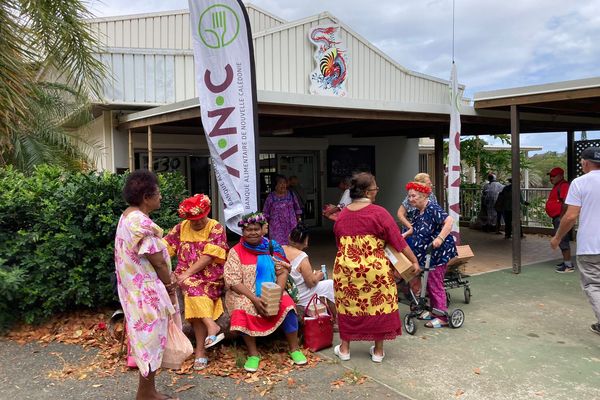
[474,77,600,121]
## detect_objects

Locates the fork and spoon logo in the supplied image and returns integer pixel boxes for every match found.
[198,4,240,49]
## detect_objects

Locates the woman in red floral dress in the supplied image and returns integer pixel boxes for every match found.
[332,172,419,363]
[164,194,229,370]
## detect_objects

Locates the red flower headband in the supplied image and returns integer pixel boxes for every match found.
[178,194,211,220]
[405,181,432,195]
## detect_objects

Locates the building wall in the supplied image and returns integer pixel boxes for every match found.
[88,6,284,50]
[92,9,456,106]
[321,136,418,220]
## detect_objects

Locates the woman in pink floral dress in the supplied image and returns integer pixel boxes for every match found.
[114,170,177,400]
[164,194,229,371]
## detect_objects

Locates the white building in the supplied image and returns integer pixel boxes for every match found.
[83,3,576,226]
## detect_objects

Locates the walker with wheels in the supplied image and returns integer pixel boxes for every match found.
[402,245,465,335]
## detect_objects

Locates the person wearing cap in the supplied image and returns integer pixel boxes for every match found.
[551,146,600,336]
[164,194,229,370]
[545,167,574,273]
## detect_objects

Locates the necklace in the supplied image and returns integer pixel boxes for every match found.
[353,198,371,204]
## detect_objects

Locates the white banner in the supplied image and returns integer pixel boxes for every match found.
[447,63,461,244]
[189,0,258,234]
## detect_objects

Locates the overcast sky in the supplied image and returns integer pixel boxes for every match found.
[88,0,600,153]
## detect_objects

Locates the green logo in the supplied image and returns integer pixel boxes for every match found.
[198,4,240,49]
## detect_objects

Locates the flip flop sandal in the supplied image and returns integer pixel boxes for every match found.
[193,357,208,371]
[333,344,350,361]
[425,318,448,329]
[369,345,385,363]
[204,332,225,348]
[289,350,307,365]
[244,355,261,372]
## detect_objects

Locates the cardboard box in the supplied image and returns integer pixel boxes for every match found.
[384,245,418,282]
[261,282,282,316]
[448,245,474,266]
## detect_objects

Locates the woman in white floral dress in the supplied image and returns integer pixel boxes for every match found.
[114,170,178,400]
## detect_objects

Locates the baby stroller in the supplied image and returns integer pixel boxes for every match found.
[402,245,465,335]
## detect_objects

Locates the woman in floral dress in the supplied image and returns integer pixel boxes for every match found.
[405,181,457,328]
[333,172,419,363]
[114,170,177,400]
[164,194,229,370]
[262,175,302,245]
[223,212,307,372]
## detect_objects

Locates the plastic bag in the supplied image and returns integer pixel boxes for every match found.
[161,317,193,370]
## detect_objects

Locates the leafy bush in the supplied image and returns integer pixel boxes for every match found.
[0,165,187,328]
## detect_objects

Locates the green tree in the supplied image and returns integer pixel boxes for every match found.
[527,151,567,187]
[452,135,530,183]
[0,0,105,172]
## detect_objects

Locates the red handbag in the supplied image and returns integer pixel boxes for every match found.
[302,294,334,352]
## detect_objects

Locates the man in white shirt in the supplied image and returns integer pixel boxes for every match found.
[551,146,600,335]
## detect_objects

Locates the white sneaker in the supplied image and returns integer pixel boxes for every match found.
[333,344,350,361]
[369,345,385,363]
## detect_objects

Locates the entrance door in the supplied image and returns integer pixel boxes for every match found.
[278,154,318,226]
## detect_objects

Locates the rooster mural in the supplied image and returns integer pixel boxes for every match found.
[309,25,348,96]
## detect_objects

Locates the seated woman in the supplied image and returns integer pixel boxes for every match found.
[223,212,307,372]
[164,194,228,371]
[282,224,336,323]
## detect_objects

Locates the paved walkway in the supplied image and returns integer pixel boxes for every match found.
[318,260,599,400]
[2,228,596,399]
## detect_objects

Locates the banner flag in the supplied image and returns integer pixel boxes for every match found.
[447,63,461,244]
[189,0,259,234]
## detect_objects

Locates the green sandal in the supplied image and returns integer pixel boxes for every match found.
[289,350,307,365]
[244,355,261,372]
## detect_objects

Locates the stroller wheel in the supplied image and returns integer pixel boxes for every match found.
[448,309,465,329]
[404,314,417,335]
[446,290,452,305]
[464,287,471,304]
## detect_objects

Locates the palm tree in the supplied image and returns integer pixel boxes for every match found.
[0,0,106,172]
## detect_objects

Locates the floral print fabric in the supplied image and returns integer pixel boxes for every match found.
[407,201,458,269]
[262,191,302,245]
[164,219,228,300]
[114,210,175,377]
[333,204,405,341]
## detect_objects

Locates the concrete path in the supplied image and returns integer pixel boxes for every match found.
[320,260,600,400]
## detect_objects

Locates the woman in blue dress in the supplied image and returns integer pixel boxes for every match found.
[405,181,457,328]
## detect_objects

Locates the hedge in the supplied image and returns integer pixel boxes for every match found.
[0,165,188,329]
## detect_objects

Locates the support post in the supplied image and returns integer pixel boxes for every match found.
[510,105,521,274]
[434,131,445,207]
[147,125,153,171]
[567,130,575,180]
[128,129,134,172]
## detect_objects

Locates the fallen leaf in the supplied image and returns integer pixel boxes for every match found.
[455,389,465,397]
[473,368,481,375]
[287,377,296,387]
[92,384,102,388]
[174,384,195,393]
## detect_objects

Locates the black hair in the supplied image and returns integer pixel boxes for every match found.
[349,172,375,199]
[289,222,310,243]
[274,174,287,184]
[123,169,159,206]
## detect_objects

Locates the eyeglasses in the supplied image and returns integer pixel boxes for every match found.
[366,187,380,192]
